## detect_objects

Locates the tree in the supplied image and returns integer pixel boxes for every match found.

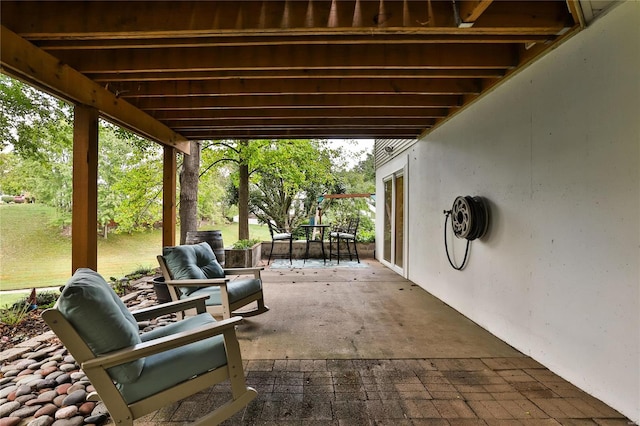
[1,75,166,235]
[0,75,74,209]
[318,149,376,241]
[197,163,230,225]
[200,140,260,240]
[200,139,339,237]
[97,125,164,235]
[248,140,337,230]
[237,140,250,240]
[336,151,375,195]
[179,141,200,244]
[0,75,71,158]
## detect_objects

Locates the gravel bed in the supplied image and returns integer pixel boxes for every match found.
[0,280,174,426]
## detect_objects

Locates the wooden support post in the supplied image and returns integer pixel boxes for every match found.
[72,105,99,273]
[163,146,177,248]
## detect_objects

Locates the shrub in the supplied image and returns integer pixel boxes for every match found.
[109,276,132,296]
[126,265,156,280]
[231,238,262,250]
[34,291,60,308]
[12,290,60,310]
[107,266,156,296]
[357,229,375,243]
[0,302,30,326]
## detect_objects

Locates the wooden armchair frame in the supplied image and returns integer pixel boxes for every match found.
[43,295,257,425]
[157,255,268,319]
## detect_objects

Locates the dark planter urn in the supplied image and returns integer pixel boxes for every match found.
[152,276,172,304]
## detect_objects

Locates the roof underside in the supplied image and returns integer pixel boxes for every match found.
[1,1,583,149]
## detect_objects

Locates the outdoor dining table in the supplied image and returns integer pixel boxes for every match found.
[300,224,329,264]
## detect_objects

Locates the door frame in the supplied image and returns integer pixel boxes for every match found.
[381,167,407,276]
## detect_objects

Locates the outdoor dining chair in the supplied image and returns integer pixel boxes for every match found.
[266,220,293,264]
[329,216,360,264]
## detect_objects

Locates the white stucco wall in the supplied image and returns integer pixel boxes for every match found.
[377,2,639,422]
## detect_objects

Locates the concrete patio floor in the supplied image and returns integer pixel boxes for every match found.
[138,259,632,425]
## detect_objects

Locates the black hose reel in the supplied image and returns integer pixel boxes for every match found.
[443,196,489,270]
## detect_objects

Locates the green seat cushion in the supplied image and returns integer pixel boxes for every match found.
[187,286,222,306]
[57,268,143,384]
[188,278,261,306]
[163,242,225,295]
[228,278,262,303]
[119,313,227,404]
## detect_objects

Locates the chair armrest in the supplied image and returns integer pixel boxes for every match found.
[82,316,244,370]
[132,295,209,321]
[224,267,263,279]
[224,267,264,274]
[165,278,229,287]
[224,267,264,272]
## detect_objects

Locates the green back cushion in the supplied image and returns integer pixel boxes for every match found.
[57,268,143,383]
[162,242,225,296]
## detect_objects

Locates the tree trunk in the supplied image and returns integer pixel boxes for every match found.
[179,141,200,244]
[238,140,250,240]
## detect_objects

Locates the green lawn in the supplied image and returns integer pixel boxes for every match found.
[0,203,270,292]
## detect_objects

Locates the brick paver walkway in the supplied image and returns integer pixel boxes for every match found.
[138,358,630,425]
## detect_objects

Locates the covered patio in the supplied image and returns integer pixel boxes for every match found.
[0,261,631,424]
[2,1,637,423]
[140,260,627,424]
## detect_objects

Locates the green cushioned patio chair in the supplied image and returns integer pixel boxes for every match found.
[42,268,257,426]
[157,242,269,319]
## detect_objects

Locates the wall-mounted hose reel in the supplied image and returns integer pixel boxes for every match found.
[443,196,489,270]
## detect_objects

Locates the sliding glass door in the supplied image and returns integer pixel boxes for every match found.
[383,172,404,271]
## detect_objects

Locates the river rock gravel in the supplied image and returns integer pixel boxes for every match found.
[0,279,176,426]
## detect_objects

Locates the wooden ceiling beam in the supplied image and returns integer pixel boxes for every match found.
[152,107,450,121]
[33,33,556,50]
[181,128,424,140]
[0,26,189,153]
[114,78,481,98]
[133,94,462,110]
[3,1,572,35]
[179,126,428,133]
[168,117,436,130]
[54,44,517,73]
[158,108,449,121]
[90,68,505,82]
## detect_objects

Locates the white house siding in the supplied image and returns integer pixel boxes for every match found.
[376,2,639,422]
